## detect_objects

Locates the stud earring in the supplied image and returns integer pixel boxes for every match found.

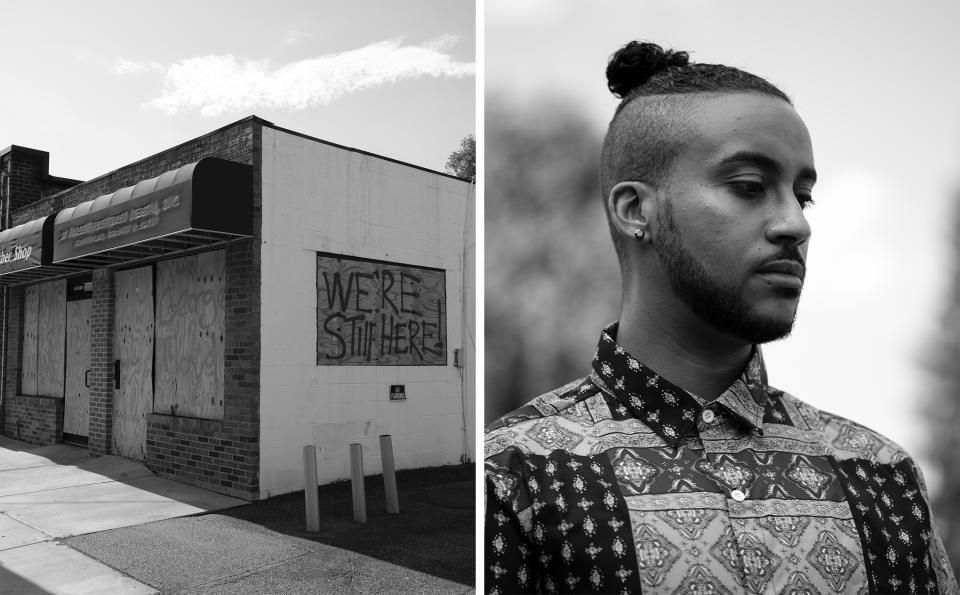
[634,230,645,241]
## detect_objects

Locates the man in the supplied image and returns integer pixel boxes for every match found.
[484,41,958,594]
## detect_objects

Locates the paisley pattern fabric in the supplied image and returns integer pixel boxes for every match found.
[485,323,958,594]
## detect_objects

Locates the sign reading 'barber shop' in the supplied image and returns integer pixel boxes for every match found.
[0,218,44,274]
[0,245,32,265]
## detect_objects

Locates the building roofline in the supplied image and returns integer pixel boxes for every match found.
[34,115,470,208]
[34,116,264,205]
[254,117,471,183]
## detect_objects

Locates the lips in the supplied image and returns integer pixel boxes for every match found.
[755,260,805,280]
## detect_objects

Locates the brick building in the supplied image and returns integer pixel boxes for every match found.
[0,117,475,499]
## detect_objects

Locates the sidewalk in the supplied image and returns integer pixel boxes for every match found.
[0,437,475,594]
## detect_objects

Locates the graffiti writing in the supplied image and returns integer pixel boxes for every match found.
[316,255,446,366]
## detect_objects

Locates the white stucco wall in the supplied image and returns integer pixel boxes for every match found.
[259,127,474,496]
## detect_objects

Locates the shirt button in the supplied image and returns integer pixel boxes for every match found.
[730,489,747,502]
[701,409,716,423]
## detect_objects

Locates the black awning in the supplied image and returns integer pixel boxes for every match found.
[0,216,82,285]
[0,218,43,273]
[51,157,253,267]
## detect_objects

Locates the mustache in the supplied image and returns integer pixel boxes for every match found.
[755,248,806,277]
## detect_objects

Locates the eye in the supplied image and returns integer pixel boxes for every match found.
[797,194,815,210]
[728,180,766,198]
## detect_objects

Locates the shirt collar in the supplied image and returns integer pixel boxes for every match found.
[591,322,770,446]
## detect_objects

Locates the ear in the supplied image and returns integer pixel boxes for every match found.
[607,181,656,241]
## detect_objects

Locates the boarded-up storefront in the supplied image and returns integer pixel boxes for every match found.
[0,117,474,499]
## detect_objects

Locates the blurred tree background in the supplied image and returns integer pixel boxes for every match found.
[484,98,620,422]
[927,200,960,573]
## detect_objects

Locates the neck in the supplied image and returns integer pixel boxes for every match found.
[617,292,753,401]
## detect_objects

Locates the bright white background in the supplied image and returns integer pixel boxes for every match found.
[486,0,960,492]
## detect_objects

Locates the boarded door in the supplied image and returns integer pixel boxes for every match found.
[21,280,66,397]
[64,299,92,437]
[37,280,66,397]
[113,266,154,459]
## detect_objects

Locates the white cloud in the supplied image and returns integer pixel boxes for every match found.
[114,59,162,75]
[144,37,475,116]
[283,30,306,45]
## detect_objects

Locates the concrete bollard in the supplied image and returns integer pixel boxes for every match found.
[303,445,320,532]
[350,443,367,523]
[380,435,400,514]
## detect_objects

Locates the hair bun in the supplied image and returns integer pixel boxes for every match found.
[606,41,690,98]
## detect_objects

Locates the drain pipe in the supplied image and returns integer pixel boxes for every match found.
[459,252,470,464]
[458,187,475,464]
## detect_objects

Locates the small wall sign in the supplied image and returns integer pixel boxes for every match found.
[67,274,94,300]
[389,384,406,401]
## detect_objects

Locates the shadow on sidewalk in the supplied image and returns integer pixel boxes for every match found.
[0,564,55,595]
[219,464,475,586]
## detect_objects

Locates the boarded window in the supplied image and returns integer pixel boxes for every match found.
[154,250,225,419]
[21,279,66,397]
[316,254,447,366]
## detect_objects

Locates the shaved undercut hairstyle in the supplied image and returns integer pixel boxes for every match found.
[601,42,792,263]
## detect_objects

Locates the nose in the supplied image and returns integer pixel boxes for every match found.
[766,191,811,249]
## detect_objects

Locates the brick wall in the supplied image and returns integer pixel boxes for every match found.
[0,146,81,212]
[2,394,62,444]
[146,413,258,500]
[88,269,114,455]
[1,117,263,499]
[0,288,20,433]
[3,287,23,402]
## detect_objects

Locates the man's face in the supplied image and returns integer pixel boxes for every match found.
[652,93,815,344]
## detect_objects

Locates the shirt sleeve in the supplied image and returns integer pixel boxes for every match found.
[907,457,960,594]
[485,448,537,594]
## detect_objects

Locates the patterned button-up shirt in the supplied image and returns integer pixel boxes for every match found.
[485,323,958,594]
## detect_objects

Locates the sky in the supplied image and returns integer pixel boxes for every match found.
[486,0,960,491]
[1,0,475,182]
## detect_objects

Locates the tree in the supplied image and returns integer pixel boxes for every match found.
[484,99,619,422]
[926,199,960,573]
[445,134,475,182]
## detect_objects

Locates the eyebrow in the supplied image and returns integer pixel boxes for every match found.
[717,150,817,183]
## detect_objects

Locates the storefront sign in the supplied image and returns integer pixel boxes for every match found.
[53,184,192,261]
[317,254,447,366]
[0,218,45,275]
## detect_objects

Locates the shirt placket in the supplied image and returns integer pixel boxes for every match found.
[697,404,779,594]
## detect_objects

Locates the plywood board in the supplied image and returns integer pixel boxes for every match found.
[113,266,153,460]
[21,285,39,395]
[155,255,196,417]
[316,254,447,365]
[37,280,66,397]
[196,250,225,419]
[64,299,92,436]
[155,251,224,420]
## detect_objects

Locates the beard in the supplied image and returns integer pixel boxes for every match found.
[653,200,799,344]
